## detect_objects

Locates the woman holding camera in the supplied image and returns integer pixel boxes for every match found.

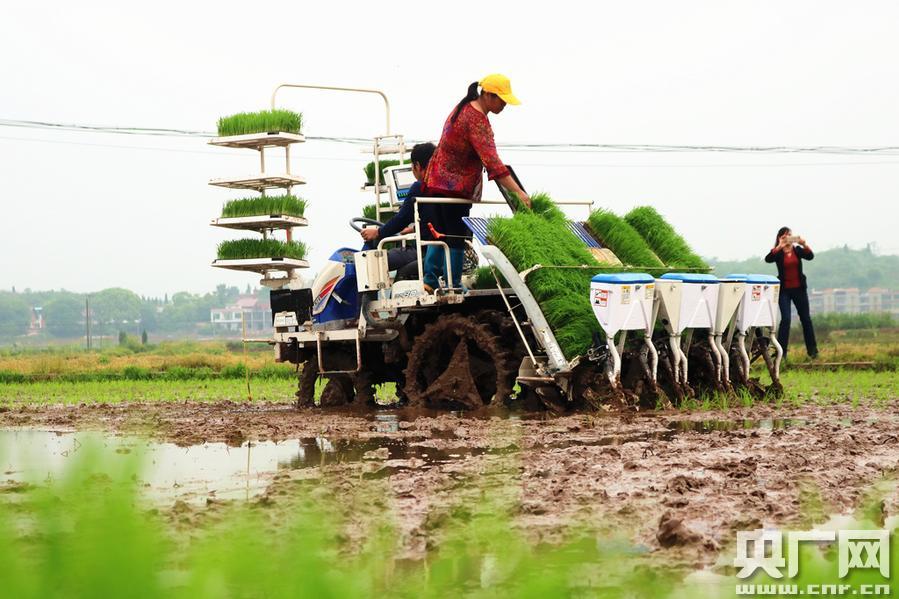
[765,226,819,360]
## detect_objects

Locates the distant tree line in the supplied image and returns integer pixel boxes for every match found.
[0,283,267,340]
[708,245,899,291]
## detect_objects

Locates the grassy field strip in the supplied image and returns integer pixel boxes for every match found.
[0,370,894,407]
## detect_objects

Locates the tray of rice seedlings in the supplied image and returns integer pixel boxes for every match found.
[362,203,399,221]
[213,238,309,272]
[469,266,510,290]
[507,191,567,223]
[209,110,305,149]
[363,159,406,186]
[585,209,667,276]
[212,195,308,230]
[624,206,709,271]
[487,200,602,359]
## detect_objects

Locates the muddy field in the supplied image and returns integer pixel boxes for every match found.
[4,399,899,569]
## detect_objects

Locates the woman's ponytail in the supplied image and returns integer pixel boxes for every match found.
[450,81,480,124]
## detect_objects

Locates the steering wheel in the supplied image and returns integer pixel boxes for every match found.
[350,217,384,232]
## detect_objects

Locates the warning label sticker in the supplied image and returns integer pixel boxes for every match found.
[621,285,631,304]
[645,283,654,300]
[593,289,609,307]
[751,285,762,301]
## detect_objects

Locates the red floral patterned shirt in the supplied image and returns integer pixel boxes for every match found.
[422,103,510,200]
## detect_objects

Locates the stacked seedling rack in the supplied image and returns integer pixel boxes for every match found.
[208,111,309,289]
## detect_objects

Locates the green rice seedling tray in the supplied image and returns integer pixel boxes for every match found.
[362,204,398,221]
[221,195,307,219]
[487,203,602,359]
[585,209,666,275]
[217,110,302,137]
[624,206,709,270]
[217,238,307,261]
[364,159,405,185]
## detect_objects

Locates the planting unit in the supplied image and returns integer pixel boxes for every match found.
[590,273,658,388]
[725,274,784,388]
[208,122,309,288]
[653,273,721,393]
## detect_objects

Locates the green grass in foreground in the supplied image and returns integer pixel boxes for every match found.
[2,430,895,597]
[217,238,308,261]
[216,109,302,137]
[0,378,400,405]
[0,379,295,404]
[221,195,307,218]
[624,206,708,270]
[0,439,685,598]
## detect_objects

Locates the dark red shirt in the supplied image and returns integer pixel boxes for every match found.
[782,250,801,289]
[422,103,510,200]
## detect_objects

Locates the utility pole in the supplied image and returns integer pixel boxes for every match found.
[85,296,92,350]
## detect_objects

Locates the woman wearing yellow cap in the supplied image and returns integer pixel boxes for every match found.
[421,74,530,290]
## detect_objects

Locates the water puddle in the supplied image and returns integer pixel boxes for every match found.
[667,418,808,434]
[0,427,494,504]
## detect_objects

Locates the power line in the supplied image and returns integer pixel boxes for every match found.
[2,117,899,156]
[4,134,899,169]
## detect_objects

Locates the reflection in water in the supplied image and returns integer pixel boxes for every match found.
[0,429,486,504]
[0,416,820,505]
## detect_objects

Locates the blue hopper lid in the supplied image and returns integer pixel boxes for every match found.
[591,272,655,284]
[660,273,719,284]
[721,273,748,282]
[745,274,779,284]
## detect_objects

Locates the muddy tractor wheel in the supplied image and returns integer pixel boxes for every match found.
[296,349,376,408]
[296,360,319,408]
[403,314,514,409]
[319,376,356,407]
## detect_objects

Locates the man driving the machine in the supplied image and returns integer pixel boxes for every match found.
[360,142,436,276]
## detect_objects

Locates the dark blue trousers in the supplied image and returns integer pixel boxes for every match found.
[777,287,818,359]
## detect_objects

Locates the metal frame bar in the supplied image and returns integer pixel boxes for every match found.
[315,331,362,375]
[270,84,391,134]
[486,259,539,369]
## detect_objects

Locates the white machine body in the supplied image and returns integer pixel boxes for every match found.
[590,274,656,337]
[723,273,784,385]
[590,273,658,387]
[714,281,745,336]
[353,250,390,292]
[733,274,781,333]
[658,273,720,333]
[655,273,721,385]
[311,260,346,316]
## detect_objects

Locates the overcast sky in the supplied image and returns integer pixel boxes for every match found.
[2,0,897,297]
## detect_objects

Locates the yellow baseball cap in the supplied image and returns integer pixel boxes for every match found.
[479,74,521,105]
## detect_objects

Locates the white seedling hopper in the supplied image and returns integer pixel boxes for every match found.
[713,277,747,383]
[725,274,783,382]
[590,273,658,387]
[654,273,721,385]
